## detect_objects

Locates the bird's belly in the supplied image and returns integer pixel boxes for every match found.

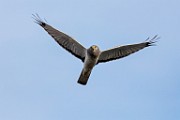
[84,56,98,71]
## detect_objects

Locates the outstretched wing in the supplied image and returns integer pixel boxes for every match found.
[98,35,159,64]
[33,14,86,62]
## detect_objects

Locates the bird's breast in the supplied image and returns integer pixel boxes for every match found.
[84,51,99,70]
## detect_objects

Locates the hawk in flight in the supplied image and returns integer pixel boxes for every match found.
[33,14,159,85]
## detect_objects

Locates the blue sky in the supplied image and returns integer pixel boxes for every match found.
[0,0,179,120]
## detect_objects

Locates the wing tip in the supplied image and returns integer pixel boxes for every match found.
[146,35,160,46]
[32,13,46,27]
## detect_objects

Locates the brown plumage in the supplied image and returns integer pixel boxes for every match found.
[33,14,159,85]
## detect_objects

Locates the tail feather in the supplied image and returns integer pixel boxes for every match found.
[77,69,92,85]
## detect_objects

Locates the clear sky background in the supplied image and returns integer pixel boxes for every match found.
[0,0,179,120]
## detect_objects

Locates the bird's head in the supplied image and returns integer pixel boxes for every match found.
[88,45,100,57]
[91,45,99,50]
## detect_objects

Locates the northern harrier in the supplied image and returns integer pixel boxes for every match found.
[33,14,159,85]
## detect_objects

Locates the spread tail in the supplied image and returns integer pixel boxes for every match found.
[77,69,92,85]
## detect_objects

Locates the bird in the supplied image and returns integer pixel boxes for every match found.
[33,14,159,85]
